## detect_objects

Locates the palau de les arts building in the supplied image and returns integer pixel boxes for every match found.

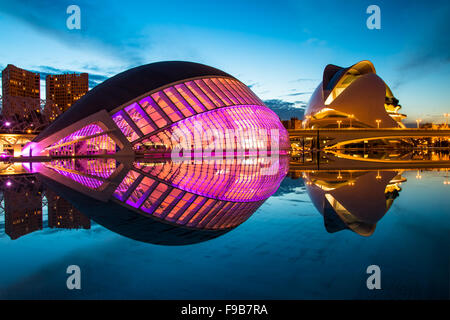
[22,61,290,244]
[304,60,407,129]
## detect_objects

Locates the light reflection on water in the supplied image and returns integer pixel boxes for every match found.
[0,154,448,299]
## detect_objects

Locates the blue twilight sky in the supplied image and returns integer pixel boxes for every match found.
[0,0,448,122]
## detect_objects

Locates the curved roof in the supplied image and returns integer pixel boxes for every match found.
[35,61,234,142]
[322,60,375,99]
[305,60,399,128]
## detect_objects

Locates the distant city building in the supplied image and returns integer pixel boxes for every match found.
[47,189,90,229]
[1,64,42,127]
[45,73,89,122]
[4,178,43,240]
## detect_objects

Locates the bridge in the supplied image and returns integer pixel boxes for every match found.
[289,152,450,171]
[288,128,450,148]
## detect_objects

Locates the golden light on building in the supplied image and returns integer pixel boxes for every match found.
[45,73,88,122]
[1,64,41,120]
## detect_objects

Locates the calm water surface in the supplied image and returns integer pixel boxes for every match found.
[0,162,448,299]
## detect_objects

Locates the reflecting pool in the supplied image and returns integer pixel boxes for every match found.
[0,155,448,299]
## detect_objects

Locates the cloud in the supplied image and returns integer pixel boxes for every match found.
[290,78,318,83]
[29,65,109,88]
[392,5,450,89]
[284,91,313,97]
[0,1,147,67]
[247,82,260,89]
[264,99,305,120]
[304,38,327,46]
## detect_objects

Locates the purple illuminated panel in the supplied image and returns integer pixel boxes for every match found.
[107,76,287,156]
[111,155,288,228]
[114,170,141,201]
[48,159,117,179]
[124,103,157,135]
[112,112,140,141]
[137,156,289,202]
[134,105,290,155]
[44,164,105,189]
[46,124,116,156]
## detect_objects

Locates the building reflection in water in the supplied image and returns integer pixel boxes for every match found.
[301,170,406,236]
[2,175,43,240]
[22,155,289,245]
[0,174,91,240]
[2,156,447,241]
[47,189,90,230]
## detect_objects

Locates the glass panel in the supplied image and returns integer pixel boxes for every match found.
[141,182,169,214]
[175,83,207,113]
[203,78,233,106]
[114,170,141,201]
[194,79,225,108]
[151,91,183,122]
[163,87,195,117]
[124,102,156,135]
[165,192,196,222]
[214,78,240,105]
[138,96,169,128]
[185,81,216,110]
[126,177,155,207]
[153,188,183,218]
[112,112,139,141]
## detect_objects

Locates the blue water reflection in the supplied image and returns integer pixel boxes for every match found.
[0,158,448,299]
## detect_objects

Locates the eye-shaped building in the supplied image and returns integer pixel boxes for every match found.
[24,61,289,157]
[304,60,406,129]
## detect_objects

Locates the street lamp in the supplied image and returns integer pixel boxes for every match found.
[337,120,342,129]
[304,115,311,129]
[444,113,449,128]
[416,170,422,179]
[349,114,354,128]
[416,119,422,128]
[375,119,381,129]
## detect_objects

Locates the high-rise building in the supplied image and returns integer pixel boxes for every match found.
[47,189,90,229]
[45,73,88,122]
[1,64,41,124]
